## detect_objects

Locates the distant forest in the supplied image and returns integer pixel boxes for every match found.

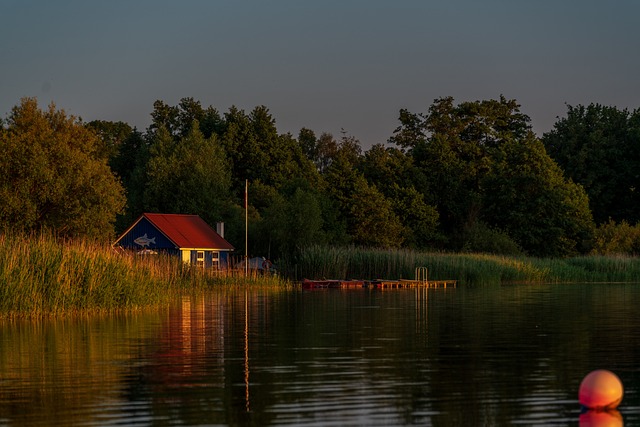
[2,96,640,259]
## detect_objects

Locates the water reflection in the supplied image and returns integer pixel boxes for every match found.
[0,313,163,425]
[1,285,640,425]
[580,409,624,427]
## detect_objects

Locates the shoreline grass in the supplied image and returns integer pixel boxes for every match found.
[0,232,291,317]
[3,235,640,317]
[280,245,640,286]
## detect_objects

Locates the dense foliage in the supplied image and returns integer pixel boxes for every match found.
[390,96,594,256]
[542,103,640,225]
[0,99,125,238]
[3,96,640,258]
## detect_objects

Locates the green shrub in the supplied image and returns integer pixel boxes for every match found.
[592,219,640,255]
[462,222,524,256]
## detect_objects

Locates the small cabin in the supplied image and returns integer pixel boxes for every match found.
[113,213,234,269]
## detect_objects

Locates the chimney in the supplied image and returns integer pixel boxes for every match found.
[216,222,225,238]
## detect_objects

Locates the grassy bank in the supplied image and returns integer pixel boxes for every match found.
[280,245,640,285]
[4,235,640,316]
[0,232,290,317]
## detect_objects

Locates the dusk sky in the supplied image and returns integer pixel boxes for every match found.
[2,1,639,147]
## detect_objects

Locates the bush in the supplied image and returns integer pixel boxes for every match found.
[462,222,523,256]
[591,219,640,255]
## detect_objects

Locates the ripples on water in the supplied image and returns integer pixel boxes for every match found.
[0,284,639,426]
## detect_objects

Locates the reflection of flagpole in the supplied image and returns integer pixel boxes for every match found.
[245,179,248,276]
[244,288,250,412]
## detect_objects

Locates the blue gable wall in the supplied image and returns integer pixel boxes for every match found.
[115,216,233,270]
[117,217,177,251]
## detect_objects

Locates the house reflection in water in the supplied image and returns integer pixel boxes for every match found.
[143,292,255,416]
[145,295,226,396]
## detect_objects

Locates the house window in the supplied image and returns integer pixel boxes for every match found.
[211,251,220,269]
[196,251,205,268]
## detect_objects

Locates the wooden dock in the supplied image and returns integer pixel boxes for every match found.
[301,278,456,290]
[367,279,457,289]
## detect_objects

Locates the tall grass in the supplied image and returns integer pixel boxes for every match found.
[0,232,290,317]
[4,233,639,316]
[531,255,640,283]
[280,245,640,286]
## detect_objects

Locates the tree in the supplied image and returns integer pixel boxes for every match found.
[298,127,317,161]
[313,132,339,173]
[482,136,595,257]
[109,128,148,231]
[348,177,405,248]
[388,184,442,249]
[148,97,224,140]
[361,144,440,248]
[85,122,149,233]
[361,144,414,190]
[0,98,125,238]
[323,137,404,248]
[391,96,531,248]
[85,120,133,163]
[221,105,318,190]
[542,104,640,224]
[415,134,479,249]
[143,123,233,227]
[259,186,326,258]
[391,96,594,255]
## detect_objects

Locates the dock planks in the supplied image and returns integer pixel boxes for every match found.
[301,278,456,290]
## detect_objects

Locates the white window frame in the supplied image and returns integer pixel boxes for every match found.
[211,251,220,269]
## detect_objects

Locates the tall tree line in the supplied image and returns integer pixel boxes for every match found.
[2,96,640,258]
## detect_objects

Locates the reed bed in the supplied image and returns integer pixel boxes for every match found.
[4,233,639,316]
[281,245,640,286]
[530,255,640,283]
[0,232,290,317]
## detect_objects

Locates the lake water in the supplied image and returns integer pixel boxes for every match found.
[1,284,639,426]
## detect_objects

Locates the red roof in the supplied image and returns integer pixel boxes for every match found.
[143,213,234,250]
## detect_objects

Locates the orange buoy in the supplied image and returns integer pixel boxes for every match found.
[579,370,624,410]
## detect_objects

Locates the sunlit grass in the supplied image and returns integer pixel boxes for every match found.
[280,245,640,286]
[3,233,640,317]
[0,232,290,317]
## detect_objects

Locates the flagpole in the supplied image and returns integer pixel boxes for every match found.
[244,179,248,276]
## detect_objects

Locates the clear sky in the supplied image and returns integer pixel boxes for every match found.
[2,0,639,147]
